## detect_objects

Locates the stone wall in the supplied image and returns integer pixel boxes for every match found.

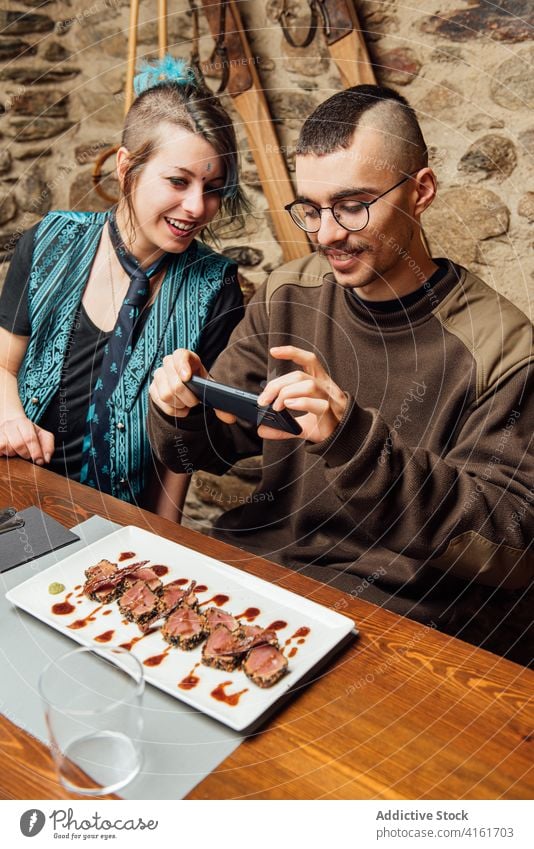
[1,0,532,528]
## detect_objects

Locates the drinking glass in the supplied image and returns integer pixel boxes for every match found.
[39,646,144,796]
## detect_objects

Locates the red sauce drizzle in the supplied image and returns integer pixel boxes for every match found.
[199,594,230,608]
[144,646,172,667]
[285,625,311,648]
[103,609,112,616]
[118,551,136,562]
[266,620,287,631]
[152,565,169,577]
[288,646,298,658]
[236,607,261,622]
[178,663,201,691]
[170,578,189,587]
[52,601,75,615]
[51,593,74,615]
[67,604,105,630]
[195,584,208,593]
[74,585,81,590]
[119,627,158,652]
[95,630,115,643]
[211,681,248,706]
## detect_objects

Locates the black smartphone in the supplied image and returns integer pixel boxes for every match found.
[186,375,302,436]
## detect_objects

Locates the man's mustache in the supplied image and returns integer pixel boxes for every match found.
[317,241,370,256]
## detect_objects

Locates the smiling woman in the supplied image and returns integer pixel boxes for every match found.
[118,126,226,260]
[0,57,247,519]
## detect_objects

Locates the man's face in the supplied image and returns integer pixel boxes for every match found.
[295,128,417,292]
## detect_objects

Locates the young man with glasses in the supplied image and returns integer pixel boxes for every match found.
[148,85,533,664]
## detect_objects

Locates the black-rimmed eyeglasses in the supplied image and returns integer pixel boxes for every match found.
[284,174,413,234]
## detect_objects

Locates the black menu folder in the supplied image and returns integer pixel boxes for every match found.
[0,506,79,573]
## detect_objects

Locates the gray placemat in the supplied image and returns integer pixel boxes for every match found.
[0,515,244,800]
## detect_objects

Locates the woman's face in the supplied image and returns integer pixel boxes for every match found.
[118,123,225,260]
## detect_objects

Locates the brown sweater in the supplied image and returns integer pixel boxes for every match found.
[148,255,534,662]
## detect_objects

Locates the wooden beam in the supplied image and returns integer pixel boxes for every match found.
[124,0,140,114]
[158,0,168,59]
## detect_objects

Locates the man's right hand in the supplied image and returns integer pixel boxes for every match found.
[0,416,55,465]
[149,349,236,423]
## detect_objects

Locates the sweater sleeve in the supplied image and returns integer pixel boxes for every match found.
[147,282,268,474]
[308,363,534,589]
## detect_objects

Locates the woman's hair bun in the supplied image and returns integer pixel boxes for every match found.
[133,56,198,97]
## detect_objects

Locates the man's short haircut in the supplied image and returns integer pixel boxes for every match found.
[296,84,428,175]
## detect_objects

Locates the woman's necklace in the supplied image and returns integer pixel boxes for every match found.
[107,238,118,317]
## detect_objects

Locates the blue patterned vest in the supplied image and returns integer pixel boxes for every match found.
[18,210,234,500]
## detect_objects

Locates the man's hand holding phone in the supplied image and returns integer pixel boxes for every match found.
[149,345,347,443]
[149,350,237,424]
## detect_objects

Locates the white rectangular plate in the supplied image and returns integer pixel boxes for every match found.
[6,526,355,731]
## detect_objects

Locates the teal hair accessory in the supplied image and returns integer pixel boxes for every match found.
[133,56,197,96]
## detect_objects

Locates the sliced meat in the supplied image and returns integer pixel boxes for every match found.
[182,582,198,609]
[84,559,117,581]
[226,627,279,654]
[83,559,120,602]
[84,559,117,602]
[240,624,264,639]
[204,607,239,634]
[158,582,187,616]
[123,566,162,594]
[118,579,159,629]
[84,560,149,603]
[244,645,288,688]
[161,606,207,650]
[241,626,279,648]
[201,624,279,671]
[201,625,244,671]
[158,580,198,616]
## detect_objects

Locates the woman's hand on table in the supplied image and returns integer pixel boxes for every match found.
[0,416,55,465]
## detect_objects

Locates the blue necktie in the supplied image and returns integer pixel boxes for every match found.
[79,210,168,493]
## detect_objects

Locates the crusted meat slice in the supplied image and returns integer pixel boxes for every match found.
[241,626,279,647]
[202,625,279,672]
[161,606,207,650]
[83,559,120,603]
[241,624,264,639]
[204,607,239,634]
[201,625,244,671]
[243,645,288,688]
[84,559,117,581]
[158,580,198,617]
[118,579,159,629]
[123,565,162,595]
[84,560,149,603]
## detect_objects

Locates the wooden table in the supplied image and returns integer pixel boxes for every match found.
[1,458,533,800]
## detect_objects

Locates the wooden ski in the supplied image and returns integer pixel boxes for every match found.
[321,0,376,87]
[321,2,430,253]
[199,0,311,261]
